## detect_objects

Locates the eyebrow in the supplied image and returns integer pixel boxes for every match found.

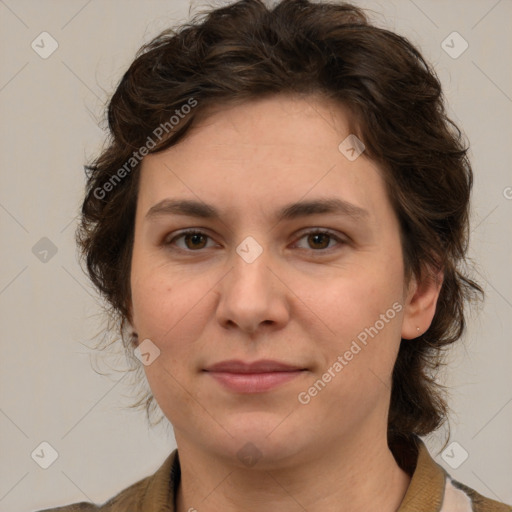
[145,197,369,222]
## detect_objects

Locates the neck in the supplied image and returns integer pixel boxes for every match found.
[174,428,411,512]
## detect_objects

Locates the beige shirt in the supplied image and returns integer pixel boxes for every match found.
[38,437,511,512]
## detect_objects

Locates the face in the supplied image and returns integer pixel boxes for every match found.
[129,94,419,467]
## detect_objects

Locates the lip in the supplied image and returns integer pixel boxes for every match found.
[203,359,307,393]
[205,359,304,373]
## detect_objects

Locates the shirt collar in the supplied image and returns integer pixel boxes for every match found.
[396,436,447,511]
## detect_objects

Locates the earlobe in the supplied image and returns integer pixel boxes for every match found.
[130,329,139,348]
[401,267,444,340]
[125,304,139,348]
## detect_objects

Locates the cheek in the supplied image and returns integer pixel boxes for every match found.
[304,273,404,411]
[130,262,217,363]
[310,262,405,391]
[320,267,403,334]
[131,272,206,407]
[130,274,173,336]
[129,266,167,343]
[131,252,186,331]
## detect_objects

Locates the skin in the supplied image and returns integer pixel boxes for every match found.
[129,94,443,512]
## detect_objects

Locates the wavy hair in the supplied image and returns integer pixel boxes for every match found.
[76,0,483,441]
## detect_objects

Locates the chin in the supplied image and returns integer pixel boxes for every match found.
[201,418,312,469]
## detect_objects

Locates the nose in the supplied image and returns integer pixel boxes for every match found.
[215,245,290,336]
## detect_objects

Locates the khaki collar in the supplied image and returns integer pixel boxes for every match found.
[396,437,447,511]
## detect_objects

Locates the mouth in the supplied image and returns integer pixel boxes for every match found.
[203,359,308,393]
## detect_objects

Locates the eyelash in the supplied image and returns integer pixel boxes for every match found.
[163,228,347,254]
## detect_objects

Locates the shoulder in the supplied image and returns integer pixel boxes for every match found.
[448,478,512,512]
[395,436,512,512]
[36,505,99,512]
[34,477,150,512]
[34,450,179,512]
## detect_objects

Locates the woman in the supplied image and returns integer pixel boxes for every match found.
[39,0,511,510]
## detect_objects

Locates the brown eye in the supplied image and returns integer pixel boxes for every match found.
[164,228,345,253]
[183,232,208,250]
[294,229,345,252]
[165,230,214,251]
[307,232,331,250]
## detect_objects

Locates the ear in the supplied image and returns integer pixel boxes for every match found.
[401,265,444,340]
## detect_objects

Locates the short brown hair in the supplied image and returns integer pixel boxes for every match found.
[76,0,483,441]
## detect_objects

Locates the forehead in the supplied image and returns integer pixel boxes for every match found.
[136,94,390,225]
[181,93,360,152]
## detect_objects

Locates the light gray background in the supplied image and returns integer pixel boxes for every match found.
[0,1,511,511]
